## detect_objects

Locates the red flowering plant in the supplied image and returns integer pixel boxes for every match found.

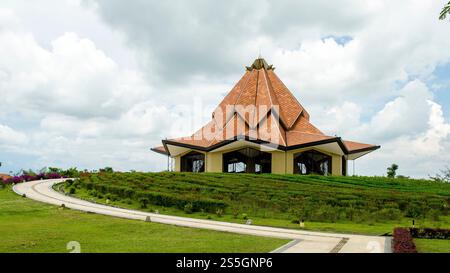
[2,171,66,185]
[392,227,417,253]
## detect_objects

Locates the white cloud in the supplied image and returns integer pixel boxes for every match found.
[0,124,28,145]
[322,81,450,178]
[0,1,449,178]
[0,29,151,119]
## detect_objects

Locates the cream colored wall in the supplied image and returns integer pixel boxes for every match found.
[174,156,181,172]
[270,151,286,174]
[206,152,223,172]
[331,154,341,176]
[286,147,342,176]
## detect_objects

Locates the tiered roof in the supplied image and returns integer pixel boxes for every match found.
[152,58,379,159]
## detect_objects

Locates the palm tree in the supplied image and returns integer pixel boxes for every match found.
[440,1,450,20]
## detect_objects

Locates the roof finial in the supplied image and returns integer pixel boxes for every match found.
[245,54,275,71]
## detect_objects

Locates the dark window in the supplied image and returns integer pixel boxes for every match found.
[293,150,332,175]
[223,148,272,174]
[181,151,205,172]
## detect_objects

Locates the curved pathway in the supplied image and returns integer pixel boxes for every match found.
[13,179,391,253]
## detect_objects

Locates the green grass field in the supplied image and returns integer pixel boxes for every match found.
[414,238,450,253]
[66,172,450,236]
[0,187,288,253]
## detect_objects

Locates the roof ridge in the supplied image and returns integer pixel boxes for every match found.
[268,70,307,128]
[262,68,286,129]
[233,70,255,107]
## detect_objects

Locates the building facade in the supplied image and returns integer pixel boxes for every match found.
[152,58,380,175]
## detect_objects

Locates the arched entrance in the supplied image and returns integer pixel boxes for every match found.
[181,151,205,172]
[223,147,272,173]
[293,150,331,175]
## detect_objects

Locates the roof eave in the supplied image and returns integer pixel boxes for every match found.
[150,146,169,156]
[347,145,381,155]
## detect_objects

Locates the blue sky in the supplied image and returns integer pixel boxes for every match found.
[429,62,450,118]
[0,0,450,178]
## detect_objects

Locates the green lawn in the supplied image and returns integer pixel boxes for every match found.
[415,239,450,253]
[65,172,450,236]
[0,187,288,253]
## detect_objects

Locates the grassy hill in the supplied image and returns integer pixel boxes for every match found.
[66,172,450,235]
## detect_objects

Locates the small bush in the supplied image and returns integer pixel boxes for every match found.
[69,187,76,194]
[216,208,223,217]
[66,179,74,186]
[242,213,248,220]
[184,203,194,214]
[139,197,149,209]
[232,208,239,219]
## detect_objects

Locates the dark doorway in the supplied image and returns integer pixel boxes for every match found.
[293,150,332,175]
[223,148,272,173]
[342,156,347,176]
[181,151,205,172]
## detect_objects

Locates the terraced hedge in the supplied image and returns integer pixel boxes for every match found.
[70,172,450,222]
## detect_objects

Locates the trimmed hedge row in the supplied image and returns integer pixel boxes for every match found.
[392,228,417,253]
[136,190,226,213]
[76,179,226,213]
[409,228,450,239]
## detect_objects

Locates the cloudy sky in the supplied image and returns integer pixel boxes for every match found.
[0,0,449,177]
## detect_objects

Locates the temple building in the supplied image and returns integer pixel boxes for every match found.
[152,58,380,175]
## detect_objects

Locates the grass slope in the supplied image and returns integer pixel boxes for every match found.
[0,187,288,253]
[68,172,450,236]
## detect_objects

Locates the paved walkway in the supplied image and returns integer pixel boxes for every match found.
[13,179,391,253]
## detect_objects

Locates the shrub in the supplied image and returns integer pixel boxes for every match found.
[409,228,450,239]
[184,203,194,214]
[124,188,136,198]
[405,204,424,218]
[139,197,149,209]
[392,228,417,253]
[427,209,441,221]
[232,208,239,219]
[85,182,94,190]
[69,187,76,194]
[372,208,402,221]
[216,208,224,217]
[242,213,248,220]
[65,179,74,186]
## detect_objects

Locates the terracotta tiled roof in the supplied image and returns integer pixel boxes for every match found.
[154,58,379,155]
[343,140,378,152]
[150,146,169,155]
